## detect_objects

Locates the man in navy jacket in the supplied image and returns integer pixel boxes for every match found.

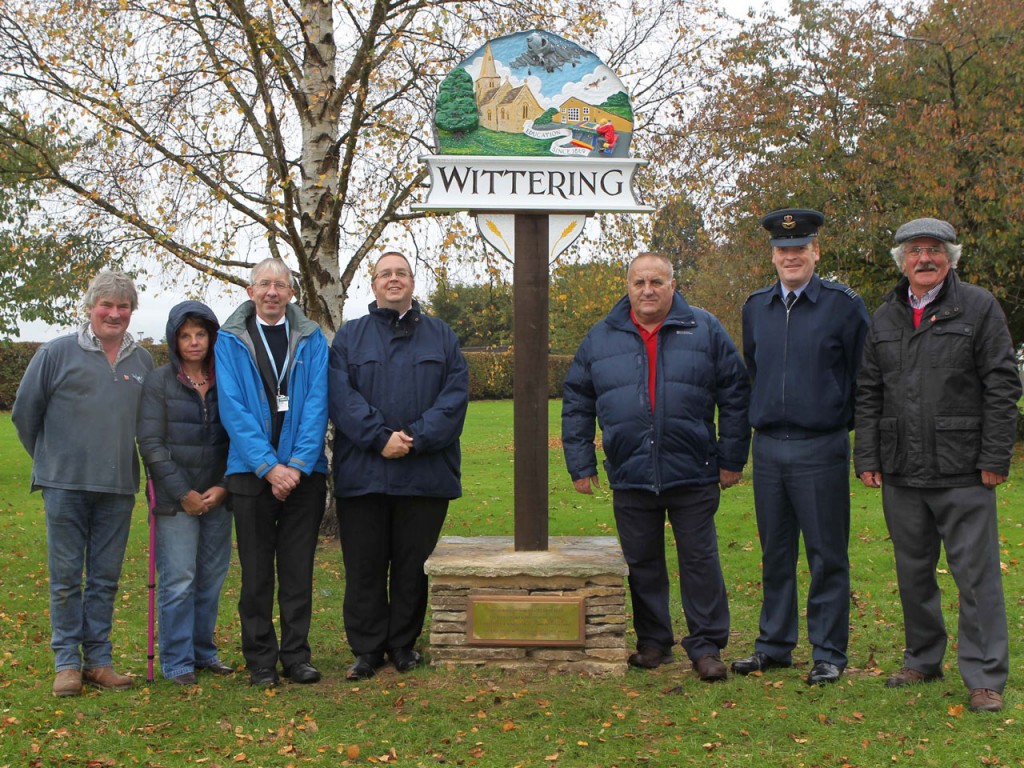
[562,252,750,682]
[329,251,469,681]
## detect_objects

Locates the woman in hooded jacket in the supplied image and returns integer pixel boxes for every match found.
[138,301,233,684]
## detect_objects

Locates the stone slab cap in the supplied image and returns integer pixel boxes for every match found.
[425,536,628,578]
[894,217,956,243]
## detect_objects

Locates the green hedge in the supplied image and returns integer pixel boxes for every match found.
[0,343,41,411]
[0,342,570,408]
[463,351,573,400]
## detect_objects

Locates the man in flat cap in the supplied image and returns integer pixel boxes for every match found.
[733,208,869,686]
[854,218,1020,712]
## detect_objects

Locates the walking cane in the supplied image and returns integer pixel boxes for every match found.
[146,475,157,683]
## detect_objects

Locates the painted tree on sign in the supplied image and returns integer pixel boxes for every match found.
[435,68,479,136]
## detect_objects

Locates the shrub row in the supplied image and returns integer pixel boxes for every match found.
[6,341,1022,440]
[463,350,573,400]
[0,342,571,409]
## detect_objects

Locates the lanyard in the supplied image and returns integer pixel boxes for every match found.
[255,318,290,393]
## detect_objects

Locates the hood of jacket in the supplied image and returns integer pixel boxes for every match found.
[165,300,220,372]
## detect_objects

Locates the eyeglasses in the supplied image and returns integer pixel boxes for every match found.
[253,279,291,291]
[907,245,944,257]
[374,269,412,281]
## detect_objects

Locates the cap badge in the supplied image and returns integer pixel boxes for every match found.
[782,215,796,230]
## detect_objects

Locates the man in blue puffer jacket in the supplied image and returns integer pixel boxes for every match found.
[562,252,750,682]
[330,251,469,681]
[216,258,329,688]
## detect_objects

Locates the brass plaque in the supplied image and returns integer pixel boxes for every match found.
[467,595,585,647]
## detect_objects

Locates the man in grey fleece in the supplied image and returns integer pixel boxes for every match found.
[13,270,154,697]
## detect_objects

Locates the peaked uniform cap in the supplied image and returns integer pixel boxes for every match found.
[760,208,825,247]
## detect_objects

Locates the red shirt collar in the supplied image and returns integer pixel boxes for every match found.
[629,308,664,338]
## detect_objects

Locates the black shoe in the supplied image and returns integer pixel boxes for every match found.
[730,651,792,675]
[170,672,197,685]
[628,646,674,669]
[284,661,321,684]
[249,667,279,687]
[807,661,842,686]
[346,654,385,681]
[199,661,235,676]
[389,647,423,673]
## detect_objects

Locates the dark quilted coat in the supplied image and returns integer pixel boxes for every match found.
[562,293,751,492]
[137,301,229,514]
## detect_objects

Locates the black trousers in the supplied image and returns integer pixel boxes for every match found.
[336,494,448,658]
[612,484,729,662]
[232,472,326,670]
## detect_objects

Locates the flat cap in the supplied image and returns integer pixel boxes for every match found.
[894,217,957,244]
[760,208,825,247]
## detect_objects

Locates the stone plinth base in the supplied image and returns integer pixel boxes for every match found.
[424,536,629,676]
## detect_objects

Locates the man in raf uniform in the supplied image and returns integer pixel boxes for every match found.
[732,208,869,685]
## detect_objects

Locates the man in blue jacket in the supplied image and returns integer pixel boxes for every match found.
[329,251,469,681]
[733,209,869,686]
[562,252,750,682]
[216,258,329,687]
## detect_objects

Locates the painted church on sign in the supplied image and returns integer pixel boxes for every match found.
[474,43,545,133]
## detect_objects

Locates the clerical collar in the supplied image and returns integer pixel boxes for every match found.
[256,313,287,326]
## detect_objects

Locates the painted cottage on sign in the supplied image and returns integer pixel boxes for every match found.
[553,97,632,134]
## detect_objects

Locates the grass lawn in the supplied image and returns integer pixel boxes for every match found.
[0,402,1022,767]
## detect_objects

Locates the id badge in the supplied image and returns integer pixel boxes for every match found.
[276,394,289,412]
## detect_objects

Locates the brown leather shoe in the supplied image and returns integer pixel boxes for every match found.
[885,667,943,688]
[83,666,133,691]
[693,654,728,682]
[53,669,83,697]
[627,646,674,669]
[884,667,937,692]
[969,688,1003,713]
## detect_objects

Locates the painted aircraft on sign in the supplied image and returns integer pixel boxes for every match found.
[509,31,583,74]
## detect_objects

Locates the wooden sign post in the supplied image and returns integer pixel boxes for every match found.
[414,30,651,554]
[512,213,550,550]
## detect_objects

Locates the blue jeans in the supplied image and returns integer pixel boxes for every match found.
[155,505,233,679]
[43,488,135,672]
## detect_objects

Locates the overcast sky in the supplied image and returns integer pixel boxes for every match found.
[14,0,780,344]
